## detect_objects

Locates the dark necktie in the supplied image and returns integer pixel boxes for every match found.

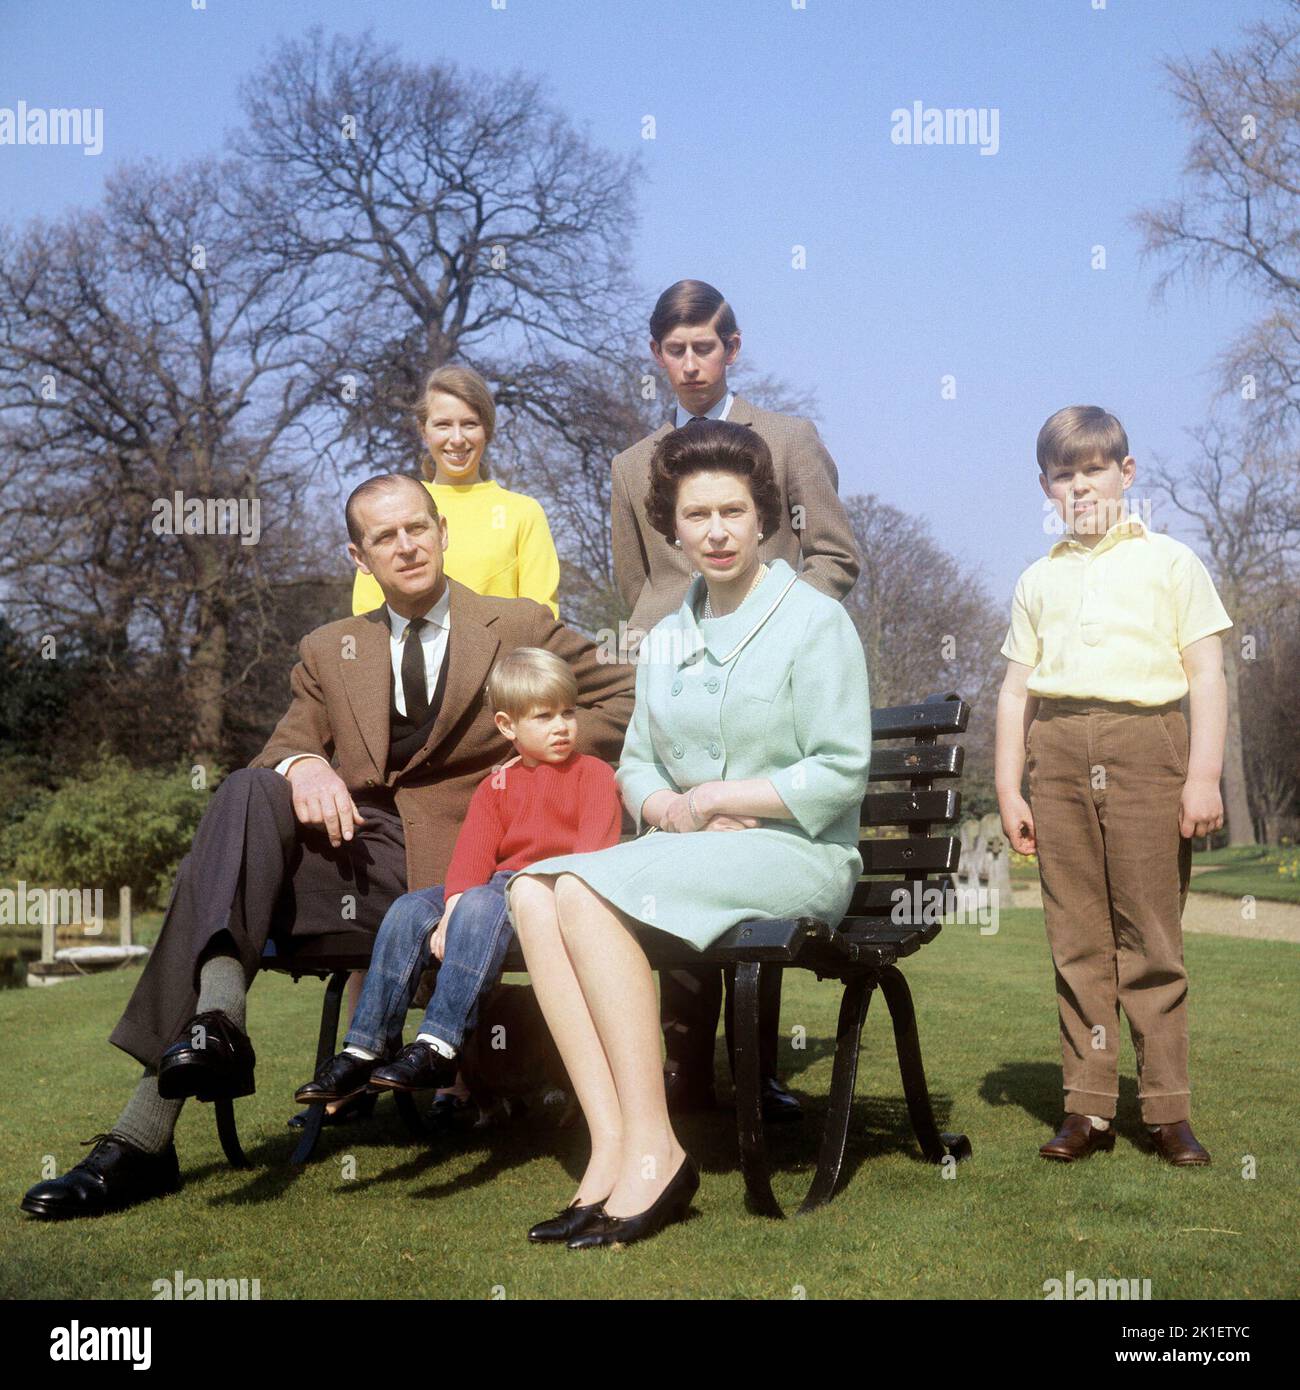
[401,617,429,724]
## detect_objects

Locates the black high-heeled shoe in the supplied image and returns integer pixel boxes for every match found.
[527,1199,607,1244]
[566,1156,699,1250]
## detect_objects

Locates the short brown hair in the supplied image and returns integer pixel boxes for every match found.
[484,647,578,721]
[649,279,739,346]
[345,473,440,546]
[414,365,496,481]
[644,420,781,543]
[1036,405,1129,475]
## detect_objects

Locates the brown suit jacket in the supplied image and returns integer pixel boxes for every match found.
[249,579,634,892]
[610,393,861,637]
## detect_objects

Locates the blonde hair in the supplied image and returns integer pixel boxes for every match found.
[1036,405,1129,475]
[484,647,578,721]
[414,365,497,481]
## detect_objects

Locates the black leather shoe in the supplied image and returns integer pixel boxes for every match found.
[368,1041,458,1093]
[20,1133,181,1220]
[566,1156,699,1250]
[157,1010,255,1102]
[294,1051,381,1106]
[664,1067,718,1115]
[760,1076,803,1124]
[427,1093,475,1135]
[528,1200,607,1244]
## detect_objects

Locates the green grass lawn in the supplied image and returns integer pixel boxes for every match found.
[1,907,1295,1301]
[1187,865,1300,904]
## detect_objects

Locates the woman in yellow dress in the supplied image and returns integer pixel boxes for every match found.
[352,365,560,617]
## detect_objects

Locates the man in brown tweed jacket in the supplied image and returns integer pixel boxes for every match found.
[610,279,862,1123]
[21,474,634,1220]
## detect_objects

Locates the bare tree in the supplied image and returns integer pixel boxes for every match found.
[841,494,1004,814]
[0,158,348,766]
[230,27,645,481]
[1136,1,1300,455]
[1148,425,1299,844]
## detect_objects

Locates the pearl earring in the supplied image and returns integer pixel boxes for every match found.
[673,539,681,547]
[757,532,764,540]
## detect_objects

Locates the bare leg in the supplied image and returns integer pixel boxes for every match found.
[507,875,623,1206]
[552,874,686,1219]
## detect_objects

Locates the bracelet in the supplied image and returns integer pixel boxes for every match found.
[686,786,704,829]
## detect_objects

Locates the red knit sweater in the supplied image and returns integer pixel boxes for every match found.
[443,752,624,897]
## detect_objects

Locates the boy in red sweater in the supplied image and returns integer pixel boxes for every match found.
[294,647,623,1105]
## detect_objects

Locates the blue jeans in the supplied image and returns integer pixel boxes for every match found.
[345,870,515,1057]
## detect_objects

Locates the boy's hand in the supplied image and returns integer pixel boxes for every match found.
[429,915,450,962]
[1180,777,1224,840]
[1000,795,1036,855]
[702,814,759,831]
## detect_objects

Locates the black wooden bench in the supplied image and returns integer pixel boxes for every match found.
[212,690,972,1218]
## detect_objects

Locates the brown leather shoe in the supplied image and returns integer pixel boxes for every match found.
[1148,1120,1211,1166]
[1039,1113,1116,1162]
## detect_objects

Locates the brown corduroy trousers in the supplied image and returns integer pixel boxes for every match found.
[1026,699,1194,1125]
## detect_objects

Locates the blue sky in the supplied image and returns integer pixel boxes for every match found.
[0,0,1275,609]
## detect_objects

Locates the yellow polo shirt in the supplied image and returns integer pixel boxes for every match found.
[352,478,560,618]
[1001,516,1231,705]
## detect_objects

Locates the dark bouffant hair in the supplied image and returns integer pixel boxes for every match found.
[644,420,782,543]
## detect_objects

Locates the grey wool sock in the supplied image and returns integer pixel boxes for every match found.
[113,1067,183,1154]
[196,952,247,1031]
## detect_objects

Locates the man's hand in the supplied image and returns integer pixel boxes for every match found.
[284,758,367,847]
[1180,776,1224,840]
[1000,794,1036,855]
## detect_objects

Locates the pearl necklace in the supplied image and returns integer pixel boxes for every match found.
[703,563,768,620]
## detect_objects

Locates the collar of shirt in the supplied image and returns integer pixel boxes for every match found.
[386,583,451,642]
[1048,511,1148,559]
[674,389,734,428]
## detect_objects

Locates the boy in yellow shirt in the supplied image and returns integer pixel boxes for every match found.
[995,406,1231,1165]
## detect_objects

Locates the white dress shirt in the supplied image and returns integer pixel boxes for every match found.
[275,585,452,776]
[674,390,734,428]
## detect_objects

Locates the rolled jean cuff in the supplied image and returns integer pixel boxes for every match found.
[1139,1090,1190,1126]
[1064,1089,1118,1121]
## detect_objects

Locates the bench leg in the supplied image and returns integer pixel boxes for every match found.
[732,961,784,1218]
[214,1098,251,1168]
[877,963,971,1165]
[394,1091,431,1136]
[797,972,874,1215]
[291,968,351,1166]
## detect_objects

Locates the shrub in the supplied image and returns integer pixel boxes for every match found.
[1,752,213,908]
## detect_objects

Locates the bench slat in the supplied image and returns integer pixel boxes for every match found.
[860,789,960,826]
[870,698,970,740]
[867,745,964,782]
[860,837,960,874]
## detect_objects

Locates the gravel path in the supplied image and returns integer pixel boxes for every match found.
[1009,882,1300,944]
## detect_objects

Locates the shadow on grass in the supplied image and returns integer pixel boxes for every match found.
[980,1061,1155,1151]
[196,1077,961,1216]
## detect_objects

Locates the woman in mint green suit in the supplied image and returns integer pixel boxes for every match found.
[506,420,871,1249]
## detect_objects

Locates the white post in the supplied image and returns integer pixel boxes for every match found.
[40,891,55,963]
[119,886,132,948]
